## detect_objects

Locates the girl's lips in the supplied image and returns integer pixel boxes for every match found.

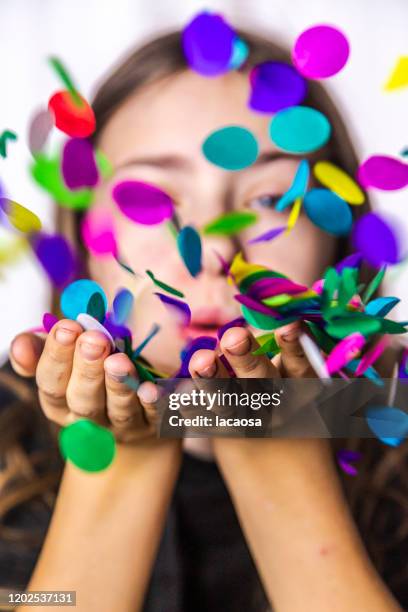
[181,308,236,339]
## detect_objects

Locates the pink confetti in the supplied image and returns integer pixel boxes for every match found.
[355,337,388,376]
[326,332,366,374]
[81,207,117,257]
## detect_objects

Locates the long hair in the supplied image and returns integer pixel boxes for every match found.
[1,28,407,604]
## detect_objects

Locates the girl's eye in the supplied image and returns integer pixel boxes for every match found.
[248,194,283,210]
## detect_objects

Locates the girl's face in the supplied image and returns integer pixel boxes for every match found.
[89,70,337,374]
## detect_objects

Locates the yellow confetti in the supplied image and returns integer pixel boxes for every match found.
[4,199,42,233]
[384,56,408,92]
[228,251,266,285]
[313,161,365,205]
[0,234,28,265]
[285,197,302,233]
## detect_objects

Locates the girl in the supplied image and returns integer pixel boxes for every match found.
[1,24,407,612]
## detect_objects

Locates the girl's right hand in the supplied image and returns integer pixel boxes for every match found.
[9,318,161,444]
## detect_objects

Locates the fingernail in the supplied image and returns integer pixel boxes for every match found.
[80,341,105,360]
[107,370,128,382]
[55,328,77,346]
[281,329,300,342]
[137,384,158,404]
[224,336,251,356]
[197,362,217,378]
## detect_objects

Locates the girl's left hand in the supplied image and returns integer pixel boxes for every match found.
[188,320,315,380]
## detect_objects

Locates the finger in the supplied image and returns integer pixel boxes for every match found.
[220,327,279,378]
[65,330,111,422]
[136,381,161,429]
[10,332,45,377]
[188,349,230,379]
[274,321,315,378]
[36,319,83,423]
[104,352,144,430]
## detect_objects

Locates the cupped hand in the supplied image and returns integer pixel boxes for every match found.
[9,319,161,444]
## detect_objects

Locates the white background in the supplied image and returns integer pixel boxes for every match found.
[0,0,407,359]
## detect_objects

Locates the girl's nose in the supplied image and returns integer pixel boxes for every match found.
[200,233,238,276]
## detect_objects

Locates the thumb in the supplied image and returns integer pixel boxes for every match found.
[9,332,45,377]
[274,321,315,378]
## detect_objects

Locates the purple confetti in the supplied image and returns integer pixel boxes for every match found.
[155,292,191,326]
[176,335,218,377]
[352,212,402,267]
[357,155,408,191]
[43,312,59,332]
[32,232,76,288]
[235,294,281,317]
[103,312,132,339]
[249,61,307,113]
[217,316,247,340]
[62,137,98,189]
[335,252,362,273]
[112,180,174,225]
[248,277,309,300]
[182,12,236,76]
[247,225,286,245]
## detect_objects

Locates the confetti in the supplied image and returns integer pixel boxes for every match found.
[352,213,403,267]
[365,406,408,447]
[313,161,365,205]
[31,152,93,210]
[177,226,202,277]
[132,323,161,359]
[354,337,388,376]
[48,56,82,106]
[48,90,96,138]
[292,24,350,79]
[59,418,115,472]
[286,197,302,233]
[112,180,174,225]
[61,279,107,320]
[335,252,362,273]
[0,130,17,158]
[299,333,330,380]
[247,225,286,245]
[228,37,249,70]
[202,126,259,170]
[276,159,309,211]
[325,315,381,339]
[28,109,54,155]
[269,106,331,153]
[248,61,307,113]
[0,199,42,233]
[87,292,106,322]
[155,292,191,326]
[182,11,236,76]
[43,312,59,333]
[32,232,76,287]
[81,207,117,257]
[337,449,361,475]
[303,189,352,235]
[325,332,365,374]
[146,270,184,298]
[398,348,408,379]
[203,211,258,236]
[357,155,408,191]
[383,56,408,92]
[177,336,218,377]
[62,137,98,189]
[217,317,247,340]
[112,288,134,325]
[365,296,400,317]
[76,313,115,350]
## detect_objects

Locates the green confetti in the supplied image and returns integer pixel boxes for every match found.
[362,266,386,304]
[59,419,116,472]
[241,304,297,330]
[203,211,258,236]
[86,292,106,323]
[146,270,184,298]
[0,130,17,158]
[48,56,82,106]
[325,314,381,339]
[252,332,280,356]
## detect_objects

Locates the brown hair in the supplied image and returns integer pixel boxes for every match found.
[1,28,407,603]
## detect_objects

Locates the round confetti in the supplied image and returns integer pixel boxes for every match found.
[314,161,365,204]
[177,225,202,277]
[28,108,54,155]
[112,180,174,225]
[203,211,258,236]
[0,199,42,233]
[76,313,115,351]
[61,279,107,320]
[269,106,331,154]
[366,406,408,446]
[202,126,259,171]
[43,312,59,333]
[357,155,408,191]
[62,137,98,189]
[182,12,236,76]
[48,90,96,138]
[112,288,134,325]
[228,37,249,70]
[59,418,115,472]
[32,233,76,288]
[249,61,307,113]
[293,24,350,79]
[352,213,402,267]
[81,207,117,257]
[303,189,352,235]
